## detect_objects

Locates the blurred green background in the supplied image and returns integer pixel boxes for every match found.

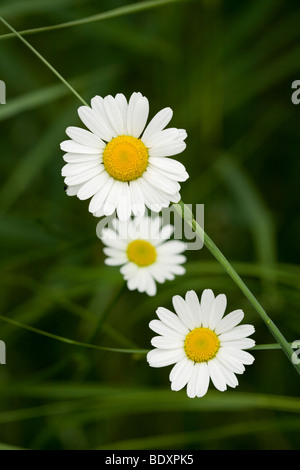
[0,0,300,450]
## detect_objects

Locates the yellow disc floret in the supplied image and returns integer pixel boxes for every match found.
[184,327,220,363]
[127,240,157,267]
[103,135,148,182]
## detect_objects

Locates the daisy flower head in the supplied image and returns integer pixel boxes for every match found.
[61,92,189,221]
[101,215,187,296]
[147,289,255,398]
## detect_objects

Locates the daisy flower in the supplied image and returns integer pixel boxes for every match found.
[147,289,255,397]
[101,215,186,296]
[61,92,188,221]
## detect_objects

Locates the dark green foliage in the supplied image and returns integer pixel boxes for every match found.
[0,0,299,450]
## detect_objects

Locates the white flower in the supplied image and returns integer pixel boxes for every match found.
[61,92,188,221]
[147,289,255,397]
[101,215,186,296]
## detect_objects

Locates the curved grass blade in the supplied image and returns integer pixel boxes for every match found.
[0,0,187,41]
[0,313,148,355]
[0,16,88,105]
[173,202,300,376]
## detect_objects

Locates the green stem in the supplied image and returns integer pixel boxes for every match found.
[173,201,300,376]
[2,11,297,375]
[0,16,88,106]
[0,313,147,355]
[0,307,292,356]
[0,0,187,41]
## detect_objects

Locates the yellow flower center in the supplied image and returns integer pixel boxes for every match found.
[127,240,157,267]
[184,327,220,363]
[103,135,148,182]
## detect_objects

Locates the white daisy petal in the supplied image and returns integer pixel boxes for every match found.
[156,307,189,335]
[156,240,186,255]
[145,274,157,297]
[147,348,185,368]
[217,348,246,374]
[221,347,255,366]
[207,358,227,392]
[149,141,186,158]
[196,362,210,398]
[221,338,255,350]
[172,295,196,330]
[105,256,127,266]
[170,356,188,382]
[165,264,186,276]
[66,126,105,148]
[63,152,101,164]
[147,128,182,147]
[90,96,116,140]
[147,289,255,398]
[170,357,194,392]
[61,161,101,177]
[214,358,239,388]
[115,93,128,133]
[142,107,173,144]
[156,224,174,243]
[208,294,227,331]
[149,320,185,339]
[102,239,127,253]
[89,176,114,213]
[117,182,132,222]
[201,289,215,327]
[186,364,198,398]
[62,93,188,220]
[103,247,124,258]
[170,170,189,182]
[127,271,142,291]
[131,96,149,138]
[170,192,181,203]
[185,290,202,327]
[65,184,83,196]
[103,95,126,135]
[101,227,118,241]
[126,92,143,136]
[103,180,124,216]
[139,177,170,212]
[149,162,189,182]
[158,255,186,265]
[78,105,114,141]
[143,167,181,195]
[64,166,102,186]
[120,261,139,277]
[214,309,244,335]
[93,206,106,218]
[218,324,255,342]
[177,129,187,140]
[129,180,146,217]
[77,172,108,200]
[60,140,102,154]
[137,269,150,294]
[148,264,170,283]
[149,157,187,175]
[151,336,184,349]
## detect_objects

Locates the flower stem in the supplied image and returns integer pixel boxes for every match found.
[0,313,146,355]
[0,16,88,106]
[0,0,187,41]
[173,201,300,376]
